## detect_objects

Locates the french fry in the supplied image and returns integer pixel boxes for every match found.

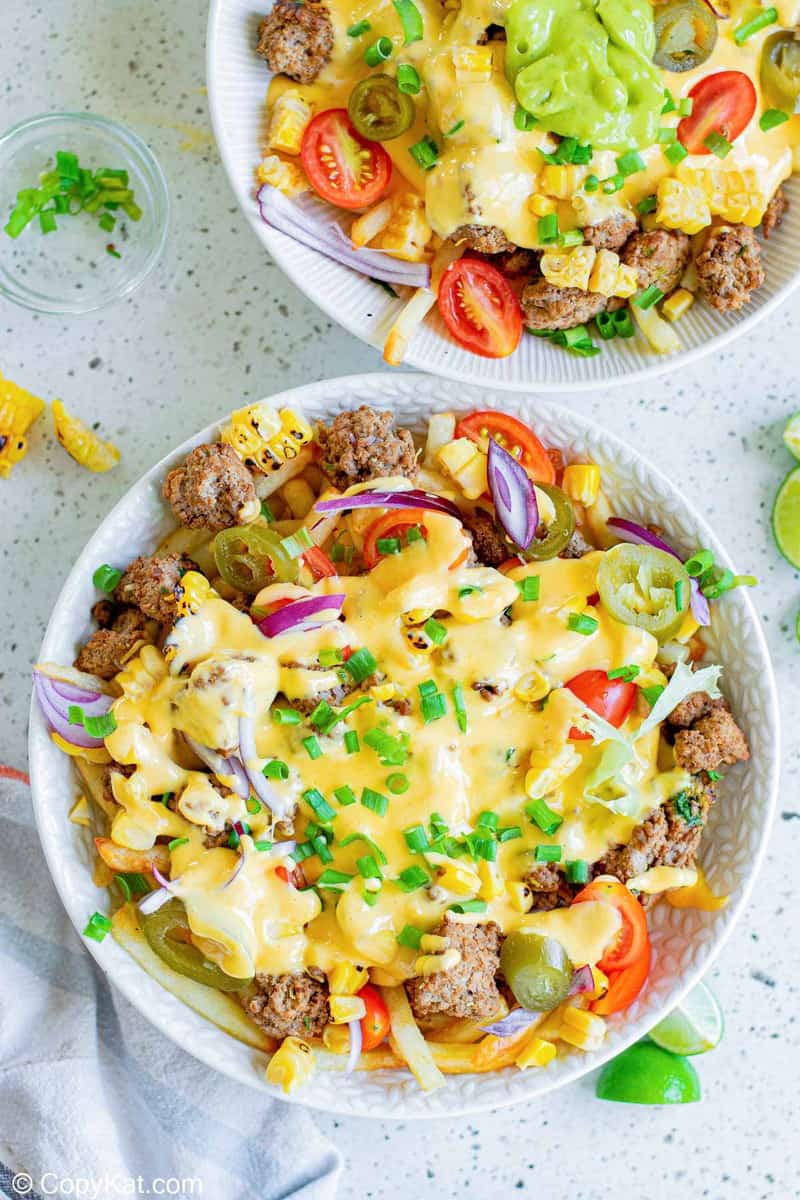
[95,836,170,875]
[253,445,314,500]
[383,287,437,367]
[383,985,446,1092]
[111,904,271,1051]
[433,996,509,1044]
[472,1017,546,1070]
[155,525,217,577]
[351,198,394,248]
[73,757,117,822]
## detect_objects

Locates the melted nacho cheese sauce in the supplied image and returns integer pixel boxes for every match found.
[104,510,688,982]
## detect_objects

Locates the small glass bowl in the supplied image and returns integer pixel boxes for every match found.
[0,112,169,314]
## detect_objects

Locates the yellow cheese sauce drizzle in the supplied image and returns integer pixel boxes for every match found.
[267,0,799,246]
[104,511,689,981]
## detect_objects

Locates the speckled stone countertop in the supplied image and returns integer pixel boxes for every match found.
[1,4,799,1198]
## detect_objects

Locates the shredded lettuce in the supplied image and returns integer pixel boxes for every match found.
[636,661,723,742]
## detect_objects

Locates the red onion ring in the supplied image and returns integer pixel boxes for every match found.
[567,964,595,996]
[138,887,172,915]
[238,715,294,821]
[607,517,710,627]
[346,1017,363,1073]
[33,671,112,749]
[315,489,462,521]
[256,593,345,638]
[182,734,250,800]
[487,438,538,551]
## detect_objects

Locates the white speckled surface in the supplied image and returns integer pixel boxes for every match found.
[1,3,798,1198]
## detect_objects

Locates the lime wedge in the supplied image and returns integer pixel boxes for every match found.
[783,412,800,462]
[596,1042,701,1105]
[648,981,723,1055]
[772,466,800,570]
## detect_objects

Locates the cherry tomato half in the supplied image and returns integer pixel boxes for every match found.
[565,670,637,741]
[455,410,556,484]
[303,545,338,579]
[358,983,391,1050]
[573,878,650,975]
[301,109,392,210]
[592,945,652,1015]
[677,70,756,155]
[362,509,429,568]
[437,260,523,360]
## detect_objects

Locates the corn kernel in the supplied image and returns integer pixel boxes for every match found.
[329,995,367,1024]
[221,402,313,474]
[507,881,534,913]
[452,45,493,83]
[656,177,712,236]
[662,287,695,323]
[266,1036,316,1093]
[588,247,621,297]
[478,858,505,901]
[328,962,369,995]
[562,463,601,506]
[539,164,583,199]
[256,154,308,197]
[267,91,312,155]
[514,668,550,703]
[516,1036,558,1069]
[529,194,557,217]
[376,194,433,263]
[402,608,435,626]
[419,933,450,952]
[560,1005,606,1040]
[541,244,596,290]
[437,862,481,896]
[414,948,462,975]
[322,1023,351,1054]
[174,570,214,620]
[370,682,396,702]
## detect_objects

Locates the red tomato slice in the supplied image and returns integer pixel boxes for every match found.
[358,983,391,1050]
[303,545,338,579]
[677,71,757,155]
[276,863,306,889]
[498,555,525,573]
[592,944,651,1015]
[573,878,650,975]
[362,509,429,568]
[301,109,392,210]
[455,410,555,484]
[438,260,523,360]
[565,670,637,741]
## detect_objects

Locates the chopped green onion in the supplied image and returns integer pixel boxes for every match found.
[406,524,423,542]
[527,797,563,836]
[445,119,465,137]
[540,137,592,165]
[387,772,410,794]
[347,18,371,35]
[684,549,714,577]
[310,699,335,731]
[68,708,117,738]
[397,924,424,949]
[635,285,664,310]
[343,646,378,683]
[334,785,357,807]
[558,229,584,248]
[254,839,273,852]
[397,865,430,892]
[421,692,447,723]
[497,825,522,843]
[535,844,562,862]
[92,563,121,593]
[430,812,448,835]
[760,108,789,132]
[318,647,342,667]
[302,736,323,760]
[470,836,497,862]
[330,541,345,562]
[107,245,122,259]
[584,174,600,192]
[168,836,190,852]
[664,141,688,165]
[641,684,665,707]
[657,127,677,144]
[567,612,598,635]
[291,841,314,862]
[357,853,382,880]
[566,859,589,884]
[409,134,439,170]
[662,90,677,114]
[616,150,645,177]
[477,811,499,831]
[452,683,467,733]
[538,213,559,243]
[98,211,116,233]
[344,730,360,755]
[39,210,57,234]
[317,869,354,889]
[361,787,389,816]
[393,0,423,42]
[703,130,732,159]
[376,536,401,556]
[424,617,448,645]
[608,664,640,682]
[637,195,658,216]
[678,97,694,116]
[280,527,314,558]
[83,911,113,942]
[364,36,393,66]
[397,63,421,94]
[514,106,536,132]
[339,832,388,864]
[404,824,430,852]
[602,174,625,194]
[313,836,334,864]
[612,307,635,338]
[458,585,481,598]
[449,900,487,914]
[707,769,722,782]
[418,679,438,697]
[363,726,408,766]
[674,579,686,612]
[303,788,335,821]
[272,707,302,725]
[516,576,540,601]
[700,567,735,599]
[596,311,617,341]
[247,795,262,814]
[263,759,289,781]
[260,500,274,522]
[734,6,777,43]
[117,872,149,897]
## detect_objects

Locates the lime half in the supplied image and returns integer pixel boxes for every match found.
[648,981,723,1056]
[783,412,800,462]
[772,466,800,570]
[596,1042,701,1105]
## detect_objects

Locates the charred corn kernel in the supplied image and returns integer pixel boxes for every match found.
[376,194,433,263]
[529,194,557,217]
[507,880,534,913]
[281,477,315,519]
[560,1005,607,1043]
[662,287,695,323]
[514,668,550,703]
[174,570,214,620]
[656,177,711,236]
[0,372,46,478]
[221,402,312,474]
[516,1036,558,1069]
[478,858,505,901]
[587,965,609,1000]
[256,154,308,197]
[402,607,435,626]
[370,682,396,702]
[562,463,601,506]
[539,164,586,199]
[420,933,450,952]
[676,163,776,226]
[329,994,367,1024]
[541,244,596,290]
[435,437,488,500]
[267,91,312,155]
[351,198,393,249]
[631,300,681,355]
[437,862,481,896]
[266,1036,316,1094]
[322,1023,351,1054]
[52,400,120,473]
[404,627,434,653]
[69,795,92,827]
[328,962,369,995]
[414,948,462,975]
[452,45,493,82]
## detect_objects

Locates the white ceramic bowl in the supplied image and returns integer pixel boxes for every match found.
[29,373,779,1117]
[206,0,800,392]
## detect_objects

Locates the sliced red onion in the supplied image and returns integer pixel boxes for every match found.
[138,887,172,915]
[220,843,247,890]
[257,184,430,288]
[238,715,294,821]
[487,438,538,551]
[567,964,595,996]
[481,1007,542,1038]
[256,593,345,638]
[346,1017,363,1073]
[152,864,181,893]
[182,735,250,800]
[701,0,729,16]
[315,488,461,521]
[49,679,105,705]
[607,517,710,627]
[33,670,113,749]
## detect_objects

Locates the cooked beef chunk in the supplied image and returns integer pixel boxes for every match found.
[598,779,716,883]
[666,688,724,730]
[495,246,540,277]
[91,598,116,628]
[255,0,333,84]
[583,211,638,252]
[406,915,503,1020]
[243,971,329,1038]
[521,280,608,330]
[448,224,513,254]
[621,228,690,296]
[524,863,578,911]
[673,704,750,774]
[115,553,198,626]
[162,442,259,531]
[761,186,788,240]
[463,510,509,568]
[596,805,669,883]
[695,224,765,312]
[560,529,594,559]
[316,406,417,489]
[74,606,149,680]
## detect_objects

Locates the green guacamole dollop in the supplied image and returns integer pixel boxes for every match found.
[505,0,664,149]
